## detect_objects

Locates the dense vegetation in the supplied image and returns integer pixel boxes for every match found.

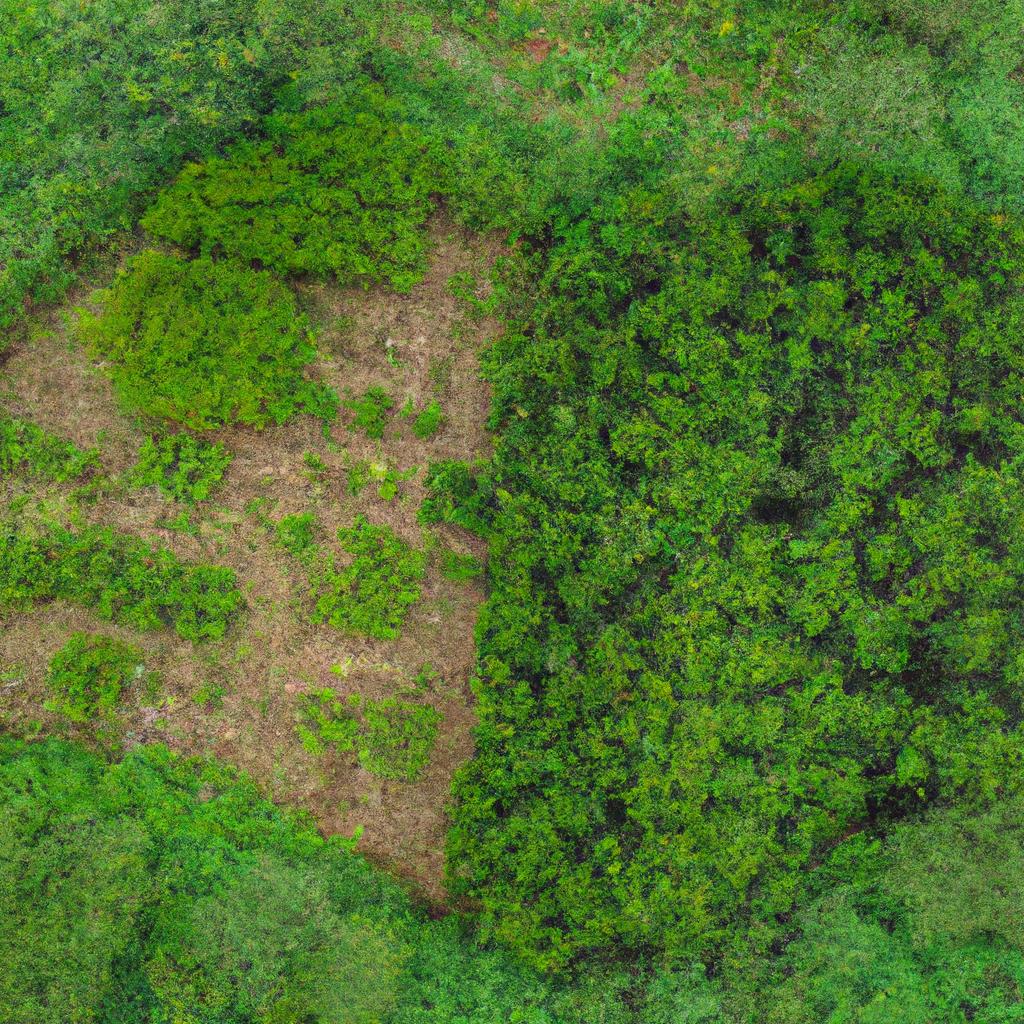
[0,521,241,641]
[4,0,1024,1017]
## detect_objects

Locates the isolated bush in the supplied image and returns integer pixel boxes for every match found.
[78,250,336,430]
[44,632,146,722]
[132,433,233,503]
[345,386,394,439]
[412,399,445,439]
[297,689,440,781]
[141,86,444,291]
[311,516,425,640]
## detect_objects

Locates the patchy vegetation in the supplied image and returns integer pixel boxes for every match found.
[0,414,99,482]
[0,521,242,642]
[44,632,147,722]
[6,0,1024,1017]
[297,688,440,782]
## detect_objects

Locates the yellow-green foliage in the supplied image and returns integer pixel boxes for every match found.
[78,251,337,430]
[141,86,445,291]
[296,688,440,782]
[310,516,425,640]
[44,632,146,722]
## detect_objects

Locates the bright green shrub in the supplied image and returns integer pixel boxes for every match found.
[78,250,337,430]
[311,516,425,640]
[296,688,439,782]
[0,414,99,482]
[44,632,146,722]
[141,86,445,291]
[132,433,233,503]
[0,521,242,641]
[275,511,318,555]
[345,386,394,440]
[412,399,444,439]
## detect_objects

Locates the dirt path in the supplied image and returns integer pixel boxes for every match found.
[0,215,501,901]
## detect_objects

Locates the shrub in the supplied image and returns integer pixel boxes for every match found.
[0,521,242,641]
[419,460,494,536]
[274,512,317,555]
[132,433,233,503]
[439,548,483,581]
[45,632,146,722]
[0,414,99,482]
[77,250,336,430]
[141,86,445,291]
[412,399,444,439]
[345,386,394,440]
[358,696,441,782]
[311,516,425,640]
[295,688,440,781]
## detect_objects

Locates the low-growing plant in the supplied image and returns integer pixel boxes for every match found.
[439,547,483,581]
[0,521,242,641]
[0,414,99,482]
[310,516,425,640]
[412,399,444,439]
[419,459,494,535]
[132,433,233,503]
[345,387,394,440]
[295,687,440,781]
[274,512,317,555]
[44,632,146,722]
[358,696,440,782]
[192,681,227,711]
[77,250,337,430]
[295,687,360,756]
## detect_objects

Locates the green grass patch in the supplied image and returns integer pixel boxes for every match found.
[344,386,394,440]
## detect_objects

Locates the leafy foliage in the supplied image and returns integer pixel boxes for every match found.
[419,460,494,536]
[448,166,1024,965]
[44,632,146,722]
[274,511,318,555]
[78,250,336,430]
[296,689,440,781]
[0,521,242,641]
[345,386,395,439]
[132,432,233,503]
[142,86,444,290]
[0,414,99,482]
[0,0,367,329]
[412,399,445,439]
[311,516,425,640]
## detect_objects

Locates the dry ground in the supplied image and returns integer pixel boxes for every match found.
[0,215,501,902]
